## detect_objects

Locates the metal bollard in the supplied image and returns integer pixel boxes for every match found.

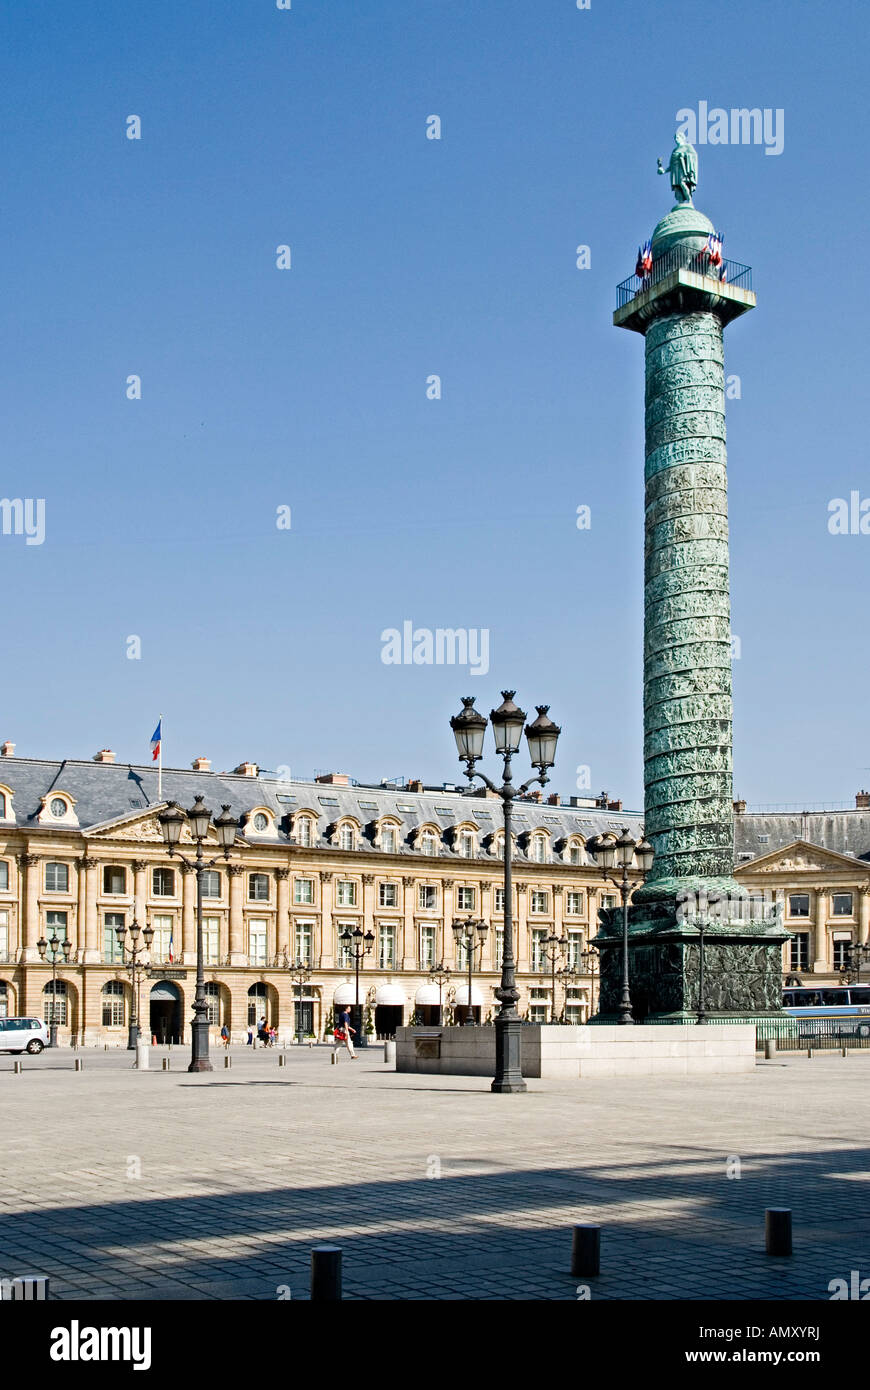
[279,1054,286,1067]
[764,1039,776,1060]
[75,1058,83,1072]
[224,1055,232,1069]
[765,1208,792,1256]
[162,1058,171,1071]
[13,1060,23,1075]
[330,1052,337,1065]
[383,1039,396,1065]
[842,1046,848,1058]
[311,1245,342,1301]
[807,1047,813,1059]
[570,1225,600,1277]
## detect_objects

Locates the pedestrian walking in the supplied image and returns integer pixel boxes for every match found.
[257,1015,269,1047]
[333,1006,357,1060]
[246,1022,254,1047]
[220,1024,230,1050]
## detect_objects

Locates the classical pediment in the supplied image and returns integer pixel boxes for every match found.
[737,839,864,876]
[86,807,219,846]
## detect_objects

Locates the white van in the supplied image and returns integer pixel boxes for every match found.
[0,1017,50,1054]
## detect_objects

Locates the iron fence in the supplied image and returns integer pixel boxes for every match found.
[616,244,753,310]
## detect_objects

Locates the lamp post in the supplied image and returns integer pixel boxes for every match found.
[580,943,599,1021]
[115,918,155,1049]
[450,691,561,1092]
[339,926,375,1049]
[428,962,452,1025]
[555,962,580,1023]
[36,933,72,1047]
[589,828,654,1025]
[541,930,567,1023]
[157,797,239,1072]
[451,917,488,1025]
[288,956,312,1043]
[845,941,870,986]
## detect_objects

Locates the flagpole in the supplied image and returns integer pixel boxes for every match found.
[158,712,163,802]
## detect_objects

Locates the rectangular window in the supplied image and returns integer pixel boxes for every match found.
[294,878,314,905]
[203,916,221,965]
[832,893,854,917]
[419,924,436,969]
[336,879,357,907]
[103,913,125,962]
[381,827,397,853]
[150,915,175,961]
[44,983,67,1026]
[248,920,268,965]
[788,893,810,918]
[201,870,222,899]
[204,982,220,1026]
[530,891,549,915]
[337,927,354,967]
[45,862,69,893]
[567,930,583,969]
[378,923,396,969]
[495,928,504,968]
[0,861,8,891]
[456,886,475,912]
[494,888,505,913]
[0,909,8,962]
[295,920,313,965]
[152,867,175,898]
[101,983,125,1028]
[46,910,68,941]
[566,891,585,916]
[601,894,616,911]
[248,873,270,902]
[418,884,437,911]
[789,933,809,971]
[531,928,548,970]
[103,865,127,895]
[378,882,398,908]
[833,937,852,970]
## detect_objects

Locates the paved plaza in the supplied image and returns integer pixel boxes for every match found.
[1,1043,867,1301]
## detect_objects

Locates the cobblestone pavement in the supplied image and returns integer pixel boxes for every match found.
[1,1044,867,1301]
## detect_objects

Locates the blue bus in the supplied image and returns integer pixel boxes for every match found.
[782,985,870,1038]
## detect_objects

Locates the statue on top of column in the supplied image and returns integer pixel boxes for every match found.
[657,131,698,206]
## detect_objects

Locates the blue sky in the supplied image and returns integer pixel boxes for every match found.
[1,0,868,809]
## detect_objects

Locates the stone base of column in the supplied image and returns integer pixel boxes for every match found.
[594,900,790,1019]
[491,1016,527,1093]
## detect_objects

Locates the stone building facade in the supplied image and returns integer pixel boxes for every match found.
[0,746,867,1044]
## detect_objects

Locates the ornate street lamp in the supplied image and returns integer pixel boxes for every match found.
[287,956,312,1043]
[115,918,155,1049]
[556,961,582,1023]
[589,830,654,1025]
[339,926,375,1049]
[541,931,568,1023]
[845,941,870,986]
[579,943,599,1021]
[450,691,561,1092]
[451,917,488,1025]
[427,962,452,1025]
[158,797,238,1072]
[36,932,72,1048]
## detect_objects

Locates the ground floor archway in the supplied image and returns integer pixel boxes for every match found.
[150,981,182,1044]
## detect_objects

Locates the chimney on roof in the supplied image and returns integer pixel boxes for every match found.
[856,791,870,809]
[93,749,115,763]
[733,798,747,814]
[0,741,14,757]
[528,789,543,803]
[406,778,424,794]
[234,761,259,777]
[607,799,622,812]
[315,772,349,786]
[546,793,560,806]
[192,756,211,773]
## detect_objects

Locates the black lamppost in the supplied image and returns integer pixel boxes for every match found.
[589,828,654,1025]
[158,797,238,1072]
[339,926,375,1049]
[450,691,561,1092]
[288,957,312,1043]
[846,941,870,985]
[36,933,72,1047]
[541,931,567,1023]
[451,917,488,1025]
[115,918,155,1049]
[428,962,452,1024]
[556,962,581,1023]
[580,943,599,1021]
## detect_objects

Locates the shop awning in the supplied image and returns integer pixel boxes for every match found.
[452,983,485,1006]
[375,984,406,1006]
[414,984,443,1005]
[333,983,362,1006]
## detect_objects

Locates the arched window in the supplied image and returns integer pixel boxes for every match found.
[421,831,438,856]
[460,831,475,859]
[101,981,125,1028]
[0,981,7,1018]
[296,817,313,847]
[247,982,267,1026]
[252,812,270,833]
[381,825,396,853]
[0,793,5,818]
[339,824,355,851]
[44,979,67,1026]
[568,843,582,865]
[531,836,548,863]
[204,981,220,1026]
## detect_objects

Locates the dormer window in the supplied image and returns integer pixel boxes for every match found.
[339,824,356,851]
[531,835,548,863]
[50,797,69,818]
[421,830,439,856]
[382,825,397,853]
[459,831,475,859]
[253,812,269,832]
[296,816,313,847]
[0,793,5,818]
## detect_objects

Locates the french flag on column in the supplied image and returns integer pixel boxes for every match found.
[150,719,162,762]
[168,925,174,964]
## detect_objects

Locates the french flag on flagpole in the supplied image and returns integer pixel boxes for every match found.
[168,925,174,964]
[150,720,162,762]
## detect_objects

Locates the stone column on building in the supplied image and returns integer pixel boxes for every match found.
[181,862,196,962]
[552,883,564,937]
[362,873,376,945]
[515,883,529,972]
[812,888,829,974]
[442,878,454,960]
[479,880,491,968]
[859,883,870,947]
[132,860,148,926]
[227,864,246,965]
[79,856,99,963]
[401,876,416,969]
[275,868,290,960]
[319,872,334,967]
[17,854,40,961]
